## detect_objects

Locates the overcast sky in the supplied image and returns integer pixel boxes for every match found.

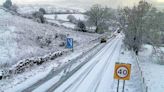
[0,0,164,9]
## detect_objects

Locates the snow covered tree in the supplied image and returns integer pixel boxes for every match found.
[67,15,76,23]
[76,21,87,32]
[32,11,45,23]
[3,0,12,9]
[54,14,57,20]
[121,0,151,55]
[86,4,111,33]
[39,8,46,14]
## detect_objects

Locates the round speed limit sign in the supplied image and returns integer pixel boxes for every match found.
[114,64,131,80]
[117,66,128,78]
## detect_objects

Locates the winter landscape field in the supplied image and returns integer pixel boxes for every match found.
[0,0,164,92]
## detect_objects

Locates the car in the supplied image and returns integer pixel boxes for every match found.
[100,38,107,43]
[0,70,2,80]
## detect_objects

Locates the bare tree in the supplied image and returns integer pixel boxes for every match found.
[32,11,45,23]
[39,8,46,14]
[76,21,87,32]
[67,15,76,23]
[3,0,12,9]
[86,4,111,33]
[120,0,152,55]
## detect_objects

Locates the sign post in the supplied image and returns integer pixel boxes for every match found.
[122,80,125,92]
[117,80,120,92]
[114,63,131,92]
[66,38,73,52]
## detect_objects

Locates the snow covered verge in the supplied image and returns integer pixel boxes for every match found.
[0,39,102,92]
[138,44,164,92]
[0,8,102,91]
[111,44,143,92]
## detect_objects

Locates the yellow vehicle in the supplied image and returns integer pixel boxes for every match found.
[100,37,107,43]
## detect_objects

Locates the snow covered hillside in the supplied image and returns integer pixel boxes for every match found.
[44,14,87,29]
[17,5,85,15]
[44,14,87,22]
[0,8,99,66]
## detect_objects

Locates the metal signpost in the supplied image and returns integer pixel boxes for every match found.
[114,63,131,92]
[66,38,73,52]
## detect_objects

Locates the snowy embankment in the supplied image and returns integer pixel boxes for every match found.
[3,39,102,92]
[112,44,142,92]
[0,8,101,91]
[138,44,164,92]
[0,8,99,66]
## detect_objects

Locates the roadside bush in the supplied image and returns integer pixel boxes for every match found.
[67,15,77,23]
[32,11,45,23]
[76,21,87,32]
[161,34,164,44]
[37,36,52,48]
[39,8,46,14]
[59,42,65,47]
[3,0,12,9]
[157,53,164,65]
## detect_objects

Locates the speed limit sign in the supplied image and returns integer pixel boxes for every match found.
[114,63,131,80]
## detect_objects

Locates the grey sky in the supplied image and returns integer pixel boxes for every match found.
[0,0,164,9]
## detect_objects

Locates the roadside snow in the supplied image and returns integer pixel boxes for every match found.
[5,69,51,92]
[113,45,142,92]
[139,44,164,92]
[139,61,164,92]
[1,39,100,92]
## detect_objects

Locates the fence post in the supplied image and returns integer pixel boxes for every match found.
[146,86,148,92]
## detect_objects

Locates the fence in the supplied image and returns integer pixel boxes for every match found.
[133,52,148,92]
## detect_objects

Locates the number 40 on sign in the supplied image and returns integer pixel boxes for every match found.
[114,63,131,80]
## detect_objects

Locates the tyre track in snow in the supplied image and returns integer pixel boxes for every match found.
[85,38,120,92]
[28,36,115,92]
[93,38,121,92]
[22,37,111,92]
[62,38,118,92]
[53,35,122,92]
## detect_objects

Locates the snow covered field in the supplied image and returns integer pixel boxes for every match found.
[44,14,87,22]
[138,45,164,92]
[44,14,87,29]
[0,7,103,91]
[0,8,99,66]
[17,5,85,15]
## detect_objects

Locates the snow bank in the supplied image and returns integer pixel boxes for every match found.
[5,69,51,92]
[138,44,164,92]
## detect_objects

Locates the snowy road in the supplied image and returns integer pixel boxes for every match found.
[50,35,123,92]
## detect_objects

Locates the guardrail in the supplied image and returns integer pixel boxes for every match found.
[133,52,148,92]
